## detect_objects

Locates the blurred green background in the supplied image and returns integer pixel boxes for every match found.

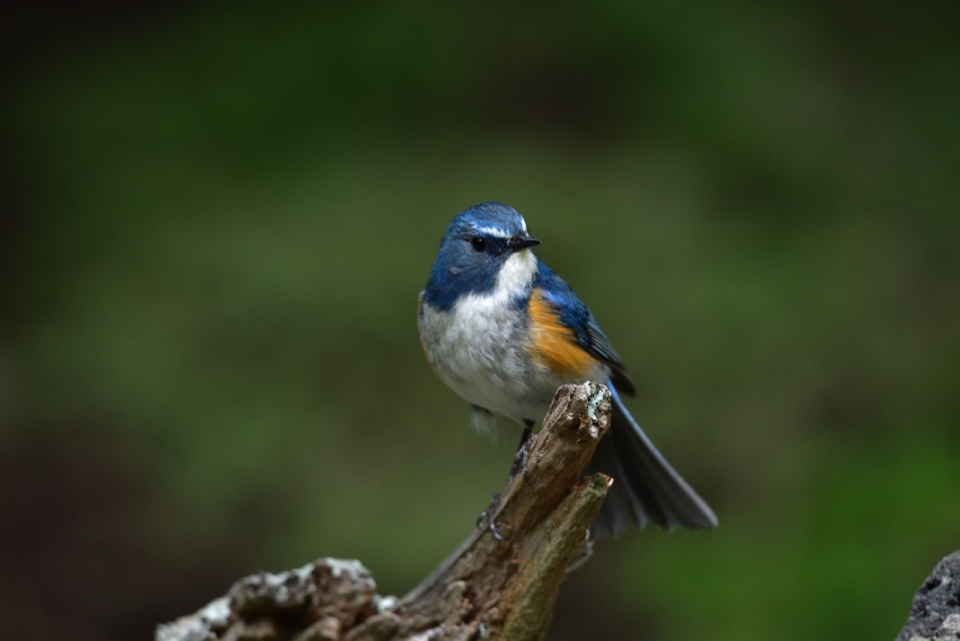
[2,2,959,640]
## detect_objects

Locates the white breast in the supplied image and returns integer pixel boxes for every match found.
[419,250,564,424]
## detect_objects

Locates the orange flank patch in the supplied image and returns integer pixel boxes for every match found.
[527,289,598,377]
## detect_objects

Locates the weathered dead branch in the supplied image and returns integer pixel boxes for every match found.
[156,382,612,641]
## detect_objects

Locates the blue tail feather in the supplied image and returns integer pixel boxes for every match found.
[587,383,718,537]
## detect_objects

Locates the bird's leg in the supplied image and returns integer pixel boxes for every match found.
[509,420,535,484]
[477,420,536,542]
[476,492,504,541]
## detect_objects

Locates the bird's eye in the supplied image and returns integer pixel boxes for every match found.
[470,237,487,252]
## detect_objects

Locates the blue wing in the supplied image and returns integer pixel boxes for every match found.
[533,262,636,396]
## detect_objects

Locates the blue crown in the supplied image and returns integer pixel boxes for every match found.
[441,202,527,242]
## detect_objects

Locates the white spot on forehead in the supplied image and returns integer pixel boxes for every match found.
[519,216,528,232]
[474,225,511,238]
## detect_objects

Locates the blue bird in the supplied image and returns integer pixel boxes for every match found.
[418,202,717,536]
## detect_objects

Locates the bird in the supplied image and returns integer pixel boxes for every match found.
[417,201,717,537]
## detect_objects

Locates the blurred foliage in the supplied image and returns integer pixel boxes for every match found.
[2,1,959,640]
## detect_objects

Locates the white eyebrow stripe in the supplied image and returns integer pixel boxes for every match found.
[474,225,512,238]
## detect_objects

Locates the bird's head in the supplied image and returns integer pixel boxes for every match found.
[423,202,541,310]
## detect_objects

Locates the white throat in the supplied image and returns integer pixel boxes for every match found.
[495,249,538,297]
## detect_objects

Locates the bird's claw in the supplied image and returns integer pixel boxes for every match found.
[477,492,505,542]
[509,439,532,485]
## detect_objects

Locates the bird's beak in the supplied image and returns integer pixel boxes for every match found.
[508,234,541,252]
